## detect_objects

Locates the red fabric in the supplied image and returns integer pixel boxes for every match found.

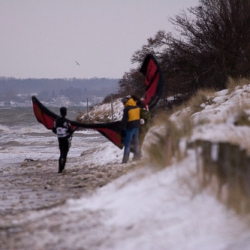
[140,54,165,110]
[33,102,54,129]
[144,59,158,86]
[32,96,123,149]
[144,74,159,106]
[95,128,123,149]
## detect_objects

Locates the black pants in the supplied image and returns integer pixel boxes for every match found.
[58,137,69,173]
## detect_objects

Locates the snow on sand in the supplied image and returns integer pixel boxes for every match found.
[2,85,250,249]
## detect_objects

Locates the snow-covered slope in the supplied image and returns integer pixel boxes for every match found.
[69,84,250,249]
[14,84,250,249]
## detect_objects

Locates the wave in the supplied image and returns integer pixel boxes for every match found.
[2,140,21,147]
[0,124,12,134]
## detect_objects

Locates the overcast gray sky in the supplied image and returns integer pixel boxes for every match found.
[0,0,198,79]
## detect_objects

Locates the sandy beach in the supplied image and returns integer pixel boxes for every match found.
[0,156,136,250]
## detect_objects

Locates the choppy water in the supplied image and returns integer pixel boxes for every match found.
[0,106,105,166]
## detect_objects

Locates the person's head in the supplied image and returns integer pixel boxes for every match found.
[136,99,146,109]
[60,107,67,117]
[131,95,140,102]
[131,95,145,108]
[121,95,131,105]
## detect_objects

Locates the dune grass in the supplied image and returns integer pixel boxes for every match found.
[145,78,250,215]
[226,77,250,93]
[145,111,193,169]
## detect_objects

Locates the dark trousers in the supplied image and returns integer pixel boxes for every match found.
[122,128,140,163]
[58,137,69,173]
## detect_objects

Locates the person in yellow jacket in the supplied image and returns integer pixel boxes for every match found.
[121,95,141,163]
[131,95,151,149]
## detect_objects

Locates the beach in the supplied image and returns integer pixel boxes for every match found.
[0,105,130,249]
[0,155,138,249]
[3,89,250,249]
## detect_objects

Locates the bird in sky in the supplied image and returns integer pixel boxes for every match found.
[75,61,80,66]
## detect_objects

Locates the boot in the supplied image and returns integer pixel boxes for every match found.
[58,158,65,173]
[58,159,62,173]
[122,154,129,164]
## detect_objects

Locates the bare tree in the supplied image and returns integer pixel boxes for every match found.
[119,0,250,101]
[168,0,250,90]
[118,68,145,98]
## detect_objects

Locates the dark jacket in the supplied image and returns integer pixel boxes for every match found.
[53,116,72,138]
[121,98,140,130]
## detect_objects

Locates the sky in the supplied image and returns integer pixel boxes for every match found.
[0,0,198,79]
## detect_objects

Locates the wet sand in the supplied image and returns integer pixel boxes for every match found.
[0,157,136,250]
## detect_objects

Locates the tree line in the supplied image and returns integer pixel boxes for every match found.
[117,0,250,109]
[0,77,119,103]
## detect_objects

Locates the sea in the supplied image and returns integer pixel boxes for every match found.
[0,105,105,167]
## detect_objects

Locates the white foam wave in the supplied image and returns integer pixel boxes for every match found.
[0,124,11,132]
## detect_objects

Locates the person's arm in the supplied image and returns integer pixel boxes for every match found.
[68,123,73,136]
[121,108,128,130]
[52,120,57,134]
[121,108,128,138]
